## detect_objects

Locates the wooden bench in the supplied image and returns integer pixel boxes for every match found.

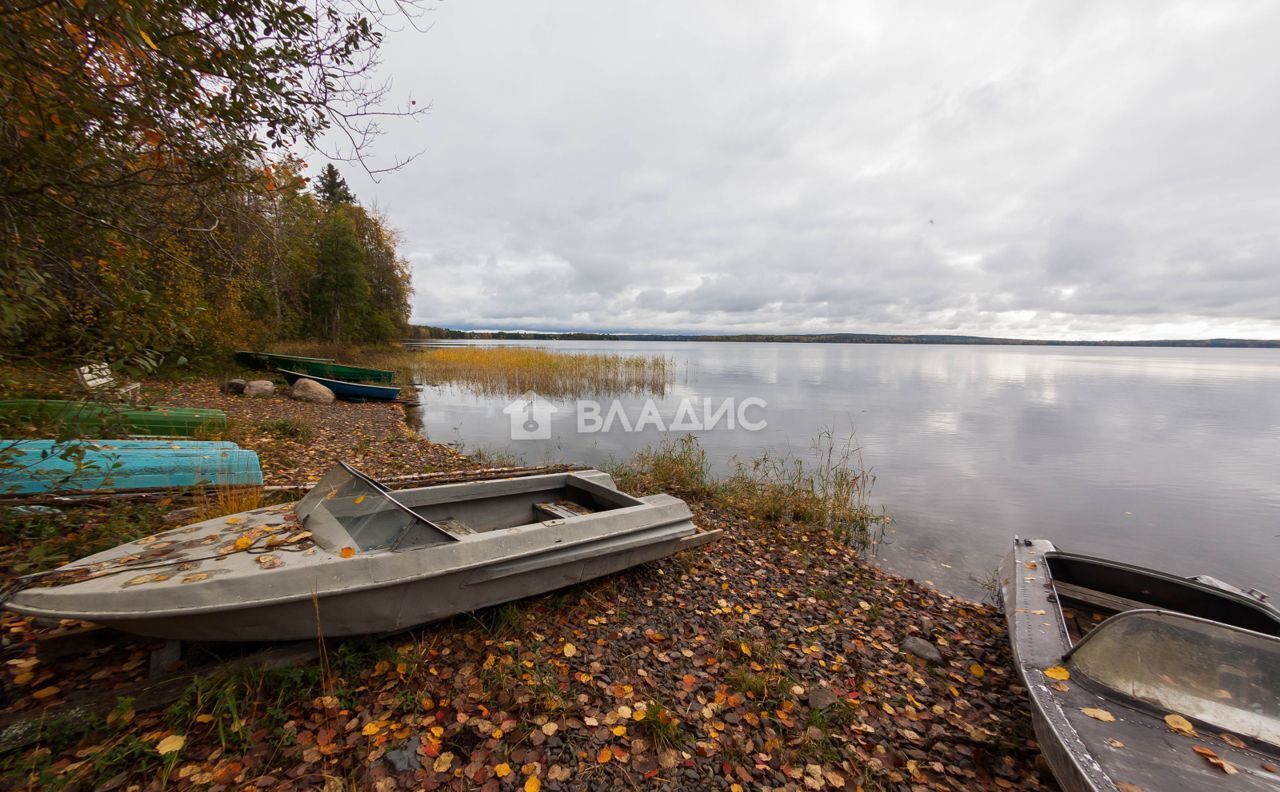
[77,363,141,403]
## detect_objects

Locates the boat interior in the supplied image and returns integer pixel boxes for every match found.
[397,479,635,537]
[299,464,647,553]
[1046,551,1280,645]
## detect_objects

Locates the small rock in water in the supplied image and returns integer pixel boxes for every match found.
[222,378,247,395]
[808,686,839,710]
[901,636,944,664]
[242,380,275,398]
[289,377,335,404]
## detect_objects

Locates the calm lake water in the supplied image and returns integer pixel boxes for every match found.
[408,341,1280,600]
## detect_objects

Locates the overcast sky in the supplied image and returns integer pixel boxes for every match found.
[336,1,1280,340]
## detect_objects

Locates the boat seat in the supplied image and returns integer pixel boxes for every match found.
[533,500,593,521]
[436,518,474,535]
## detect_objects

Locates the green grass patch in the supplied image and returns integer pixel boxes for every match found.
[255,417,312,442]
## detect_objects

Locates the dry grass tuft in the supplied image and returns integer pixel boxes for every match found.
[612,431,889,550]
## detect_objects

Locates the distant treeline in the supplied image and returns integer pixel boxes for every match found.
[407,326,1280,348]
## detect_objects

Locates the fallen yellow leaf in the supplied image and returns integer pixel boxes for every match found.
[339,547,356,559]
[562,643,577,658]
[155,734,185,755]
[433,751,454,773]
[1081,707,1116,722]
[1164,713,1196,738]
[612,725,627,737]
[1043,666,1070,681]
[1219,732,1246,749]
[1193,745,1238,775]
[596,747,612,764]
[524,777,541,792]
[32,686,59,700]
[969,663,985,678]
[495,763,511,778]
[362,722,382,736]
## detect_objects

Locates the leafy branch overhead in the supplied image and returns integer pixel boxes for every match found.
[0,0,424,361]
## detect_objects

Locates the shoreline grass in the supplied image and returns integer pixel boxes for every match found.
[611,431,889,550]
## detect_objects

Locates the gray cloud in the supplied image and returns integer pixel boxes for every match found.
[337,1,1280,339]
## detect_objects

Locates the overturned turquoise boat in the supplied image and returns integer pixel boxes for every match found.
[0,439,262,494]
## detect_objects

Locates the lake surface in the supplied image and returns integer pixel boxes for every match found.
[408,341,1280,600]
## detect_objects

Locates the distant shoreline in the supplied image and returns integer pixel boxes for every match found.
[408,326,1280,349]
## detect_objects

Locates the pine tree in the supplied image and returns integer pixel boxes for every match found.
[315,164,355,206]
[310,210,369,341]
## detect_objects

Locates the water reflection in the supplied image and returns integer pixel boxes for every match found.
[412,341,1280,600]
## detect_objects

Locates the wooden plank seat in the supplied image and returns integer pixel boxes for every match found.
[534,500,594,520]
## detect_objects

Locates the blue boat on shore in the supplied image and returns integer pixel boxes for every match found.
[277,369,401,402]
[0,439,262,494]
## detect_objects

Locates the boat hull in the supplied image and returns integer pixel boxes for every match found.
[235,351,334,370]
[278,369,400,401]
[0,399,227,437]
[6,470,715,641]
[280,360,395,384]
[1,440,262,494]
[77,522,705,641]
[1001,540,1280,792]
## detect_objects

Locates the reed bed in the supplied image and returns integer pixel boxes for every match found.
[410,346,670,398]
[264,342,672,399]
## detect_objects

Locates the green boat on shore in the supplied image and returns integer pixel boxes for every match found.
[278,359,395,384]
[235,351,393,384]
[234,351,335,370]
[0,399,228,438]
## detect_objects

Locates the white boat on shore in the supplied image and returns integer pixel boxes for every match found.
[4,464,716,641]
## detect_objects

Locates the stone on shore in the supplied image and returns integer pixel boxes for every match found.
[289,377,334,404]
[807,686,839,710]
[243,380,275,398]
[902,635,944,664]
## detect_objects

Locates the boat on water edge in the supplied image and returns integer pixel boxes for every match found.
[277,369,401,402]
[234,351,335,369]
[1001,538,1280,792]
[4,464,717,641]
[278,359,395,384]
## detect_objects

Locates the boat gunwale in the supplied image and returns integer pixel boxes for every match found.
[1002,539,1111,791]
[1045,549,1280,626]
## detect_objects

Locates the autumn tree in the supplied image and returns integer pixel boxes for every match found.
[0,0,425,364]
